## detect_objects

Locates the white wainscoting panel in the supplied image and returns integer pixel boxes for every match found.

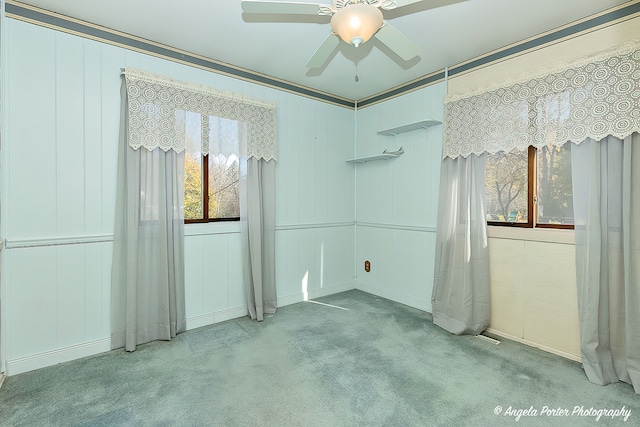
[4,242,111,374]
[276,224,356,306]
[184,228,245,323]
[355,225,436,312]
[487,232,581,360]
[488,238,526,339]
[523,241,580,357]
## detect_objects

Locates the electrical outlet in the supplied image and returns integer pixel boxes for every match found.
[364,260,371,272]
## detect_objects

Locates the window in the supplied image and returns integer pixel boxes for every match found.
[485,143,573,229]
[184,111,240,223]
[485,148,530,224]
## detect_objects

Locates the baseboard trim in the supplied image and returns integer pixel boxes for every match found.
[5,338,111,376]
[355,281,432,313]
[5,306,250,376]
[186,306,248,330]
[277,281,356,307]
[484,328,582,363]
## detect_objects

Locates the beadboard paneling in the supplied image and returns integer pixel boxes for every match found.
[523,241,580,357]
[276,225,355,304]
[355,225,436,312]
[353,83,445,311]
[487,232,581,360]
[1,18,355,374]
[5,243,110,361]
[488,238,526,339]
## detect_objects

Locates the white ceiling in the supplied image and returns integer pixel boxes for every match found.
[17,0,633,100]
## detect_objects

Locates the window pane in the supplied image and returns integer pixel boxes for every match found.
[184,112,203,220]
[485,149,529,223]
[208,154,240,219]
[207,115,240,220]
[536,143,574,225]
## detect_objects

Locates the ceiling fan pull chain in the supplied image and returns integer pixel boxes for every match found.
[355,58,359,82]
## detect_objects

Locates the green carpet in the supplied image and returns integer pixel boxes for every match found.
[0,290,637,426]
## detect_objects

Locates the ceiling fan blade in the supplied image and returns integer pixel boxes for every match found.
[306,33,340,68]
[241,1,322,15]
[374,22,419,61]
[379,0,467,11]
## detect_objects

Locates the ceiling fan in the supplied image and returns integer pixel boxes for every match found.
[241,0,466,68]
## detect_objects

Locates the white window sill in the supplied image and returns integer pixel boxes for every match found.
[185,221,240,237]
[487,225,575,245]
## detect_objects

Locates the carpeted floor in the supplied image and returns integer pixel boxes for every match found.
[0,290,637,426]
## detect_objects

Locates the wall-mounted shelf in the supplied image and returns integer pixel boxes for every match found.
[377,119,441,136]
[346,147,404,164]
[346,119,440,163]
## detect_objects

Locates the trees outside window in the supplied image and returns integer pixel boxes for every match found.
[485,148,529,223]
[184,112,240,223]
[536,143,573,226]
[485,143,573,229]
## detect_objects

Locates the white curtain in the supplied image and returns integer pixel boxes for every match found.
[443,40,640,159]
[438,40,640,341]
[432,154,491,335]
[571,133,640,394]
[114,68,278,333]
[240,157,277,321]
[111,82,186,351]
[122,68,277,161]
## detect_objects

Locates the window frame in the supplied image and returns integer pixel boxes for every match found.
[184,152,240,224]
[487,146,574,230]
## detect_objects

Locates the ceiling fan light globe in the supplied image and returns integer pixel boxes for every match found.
[331,3,383,47]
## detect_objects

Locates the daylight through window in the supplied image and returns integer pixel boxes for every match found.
[184,111,240,223]
[485,143,574,229]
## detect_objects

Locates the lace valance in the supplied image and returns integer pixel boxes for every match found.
[123,68,277,161]
[443,39,640,159]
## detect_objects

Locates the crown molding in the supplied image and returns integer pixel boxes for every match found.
[5,0,640,109]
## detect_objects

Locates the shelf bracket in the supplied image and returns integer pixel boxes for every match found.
[382,147,404,156]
